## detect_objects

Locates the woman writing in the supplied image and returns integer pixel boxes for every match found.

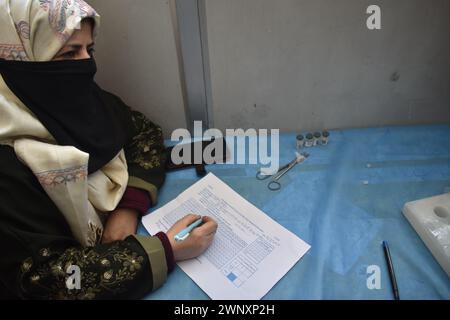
[0,0,217,299]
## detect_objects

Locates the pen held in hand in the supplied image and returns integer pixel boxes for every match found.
[174,217,203,241]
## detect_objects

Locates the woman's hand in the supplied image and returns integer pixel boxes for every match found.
[102,208,139,244]
[166,214,218,261]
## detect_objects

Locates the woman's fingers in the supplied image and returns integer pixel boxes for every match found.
[168,215,218,261]
[167,214,202,238]
[180,213,202,227]
[194,216,218,236]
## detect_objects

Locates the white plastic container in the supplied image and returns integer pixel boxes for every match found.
[403,193,450,277]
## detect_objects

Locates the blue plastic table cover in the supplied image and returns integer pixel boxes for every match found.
[138,124,450,300]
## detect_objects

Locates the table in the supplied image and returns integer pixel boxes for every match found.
[139,124,450,299]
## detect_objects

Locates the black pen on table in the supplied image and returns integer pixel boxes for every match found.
[382,240,400,300]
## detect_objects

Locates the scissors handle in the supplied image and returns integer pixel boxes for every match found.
[268,163,295,191]
[256,171,270,180]
[268,180,281,191]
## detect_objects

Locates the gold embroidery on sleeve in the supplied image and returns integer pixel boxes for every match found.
[127,112,165,170]
[18,242,146,300]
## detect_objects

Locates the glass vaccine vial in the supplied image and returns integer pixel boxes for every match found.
[321,131,330,145]
[296,134,304,150]
[313,132,321,146]
[305,133,314,147]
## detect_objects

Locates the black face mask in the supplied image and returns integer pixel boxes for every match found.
[0,58,129,174]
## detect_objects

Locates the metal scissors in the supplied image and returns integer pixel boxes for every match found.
[256,152,309,191]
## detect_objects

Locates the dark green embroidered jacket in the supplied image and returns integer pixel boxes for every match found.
[0,90,168,299]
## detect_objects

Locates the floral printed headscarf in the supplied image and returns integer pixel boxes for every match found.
[0,0,99,61]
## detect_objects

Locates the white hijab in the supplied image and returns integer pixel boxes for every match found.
[0,0,128,246]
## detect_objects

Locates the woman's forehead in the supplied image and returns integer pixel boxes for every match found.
[64,20,94,46]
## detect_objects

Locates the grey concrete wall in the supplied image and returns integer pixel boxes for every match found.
[87,0,450,134]
[205,0,450,131]
[88,0,186,137]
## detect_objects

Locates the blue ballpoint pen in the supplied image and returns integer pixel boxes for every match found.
[174,218,203,241]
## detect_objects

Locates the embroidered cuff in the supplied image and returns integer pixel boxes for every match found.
[117,186,151,215]
[132,235,167,290]
[155,232,175,273]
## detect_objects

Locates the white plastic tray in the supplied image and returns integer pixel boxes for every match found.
[403,193,450,277]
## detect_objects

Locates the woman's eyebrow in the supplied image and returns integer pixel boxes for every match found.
[63,44,82,51]
[61,42,95,51]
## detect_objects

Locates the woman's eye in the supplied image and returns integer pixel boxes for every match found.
[62,51,76,58]
[88,48,95,56]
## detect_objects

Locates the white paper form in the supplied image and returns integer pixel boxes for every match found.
[142,173,311,300]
